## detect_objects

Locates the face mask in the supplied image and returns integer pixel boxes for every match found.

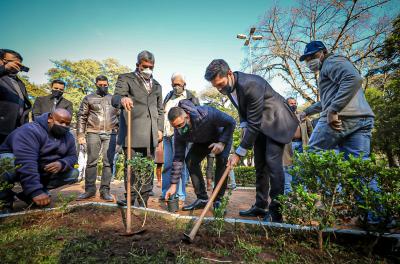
[177,121,190,135]
[51,90,63,99]
[50,124,69,138]
[219,75,234,95]
[289,105,297,112]
[97,86,108,95]
[306,58,321,72]
[173,85,184,96]
[140,68,153,79]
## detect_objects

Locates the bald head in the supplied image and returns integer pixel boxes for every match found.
[48,108,72,137]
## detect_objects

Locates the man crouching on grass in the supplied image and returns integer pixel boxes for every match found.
[165,99,235,212]
[0,108,78,213]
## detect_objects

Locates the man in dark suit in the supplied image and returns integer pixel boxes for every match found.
[32,79,73,119]
[0,49,32,145]
[205,59,298,222]
[112,50,164,207]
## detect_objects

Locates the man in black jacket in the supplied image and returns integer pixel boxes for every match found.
[76,75,119,201]
[165,99,236,211]
[32,79,73,119]
[0,49,32,144]
[112,50,164,207]
[205,59,298,222]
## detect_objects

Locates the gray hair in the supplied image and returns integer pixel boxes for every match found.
[137,50,155,64]
[171,72,186,82]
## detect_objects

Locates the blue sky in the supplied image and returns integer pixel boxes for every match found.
[3,0,292,95]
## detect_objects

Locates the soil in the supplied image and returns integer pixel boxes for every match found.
[1,205,397,264]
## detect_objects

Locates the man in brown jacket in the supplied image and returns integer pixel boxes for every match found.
[283,97,313,194]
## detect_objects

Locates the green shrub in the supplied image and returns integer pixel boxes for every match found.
[234,166,256,187]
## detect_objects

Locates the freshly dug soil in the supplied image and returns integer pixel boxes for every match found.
[0,205,397,263]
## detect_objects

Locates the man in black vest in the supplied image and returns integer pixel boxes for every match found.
[205,59,298,222]
[32,79,73,119]
[0,49,32,145]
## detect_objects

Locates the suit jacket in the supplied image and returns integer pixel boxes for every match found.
[229,71,298,151]
[112,72,164,149]
[32,94,73,120]
[0,65,32,137]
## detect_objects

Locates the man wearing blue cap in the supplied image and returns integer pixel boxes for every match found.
[299,41,374,160]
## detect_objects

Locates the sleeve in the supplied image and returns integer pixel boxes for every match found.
[157,86,164,132]
[12,128,44,198]
[77,96,89,138]
[58,135,78,172]
[211,108,236,144]
[170,132,187,184]
[304,102,322,116]
[326,59,363,113]
[236,81,264,155]
[0,65,6,77]
[67,101,73,116]
[32,97,42,120]
[111,75,130,109]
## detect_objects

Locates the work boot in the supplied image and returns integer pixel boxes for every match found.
[76,191,96,200]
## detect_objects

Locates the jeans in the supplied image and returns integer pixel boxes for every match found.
[284,140,304,194]
[308,117,374,159]
[0,153,79,207]
[186,141,231,201]
[85,133,117,193]
[161,136,189,201]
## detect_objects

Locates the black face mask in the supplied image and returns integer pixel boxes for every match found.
[97,86,108,95]
[289,105,297,112]
[50,124,69,138]
[51,90,63,99]
[219,75,234,95]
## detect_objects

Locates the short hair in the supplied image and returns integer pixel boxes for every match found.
[0,49,23,61]
[171,72,186,82]
[95,75,108,83]
[137,50,155,64]
[51,79,66,87]
[204,59,230,81]
[286,97,296,103]
[168,107,186,121]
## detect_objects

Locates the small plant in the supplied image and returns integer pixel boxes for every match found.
[212,189,232,238]
[127,153,155,227]
[235,235,262,262]
[56,193,77,217]
[233,166,256,187]
[0,157,17,211]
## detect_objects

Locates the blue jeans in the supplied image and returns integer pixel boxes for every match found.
[161,136,189,201]
[284,141,304,194]
[308,117,374,159]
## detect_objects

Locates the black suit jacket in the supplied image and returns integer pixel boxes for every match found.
[112,72,164,149]
[229,71,298,150]
[0,66,32,136]
[32,94,73,120]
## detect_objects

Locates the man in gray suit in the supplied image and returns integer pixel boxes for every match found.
[205,59,298,222]
[112,51,164,207]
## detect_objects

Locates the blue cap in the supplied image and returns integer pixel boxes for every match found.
[299,41,326,61]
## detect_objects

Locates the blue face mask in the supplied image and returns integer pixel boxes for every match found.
[177,121,190,135]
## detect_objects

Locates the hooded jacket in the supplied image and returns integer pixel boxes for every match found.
[0,113,77,198]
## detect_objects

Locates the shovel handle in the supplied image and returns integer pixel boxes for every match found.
[126,109,132,233]
[186,165,232,241]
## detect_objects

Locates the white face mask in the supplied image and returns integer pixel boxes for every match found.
[141,68,153,79]
[307,58,321,72]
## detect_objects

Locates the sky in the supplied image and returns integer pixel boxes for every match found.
[2,0,294,96]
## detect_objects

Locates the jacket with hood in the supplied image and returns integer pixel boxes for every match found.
[0,113,77,198]
[170,99,235,184]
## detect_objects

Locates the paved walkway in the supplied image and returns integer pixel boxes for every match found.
[11,180,260,219]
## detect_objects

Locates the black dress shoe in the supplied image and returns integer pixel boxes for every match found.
[100,191,113,201]
[263,210,283,223]
[117,199,133,206]
[182,199,208,211]
[239,205,267,217]
[76,192,96,200]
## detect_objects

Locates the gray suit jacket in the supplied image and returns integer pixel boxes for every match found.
[112,72,164,149]
[229,72,298,152]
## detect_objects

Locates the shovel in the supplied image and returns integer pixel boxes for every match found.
[183,165,232,243]
[119,109,146,236]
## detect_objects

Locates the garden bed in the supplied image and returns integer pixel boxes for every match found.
[0,204,398,263]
